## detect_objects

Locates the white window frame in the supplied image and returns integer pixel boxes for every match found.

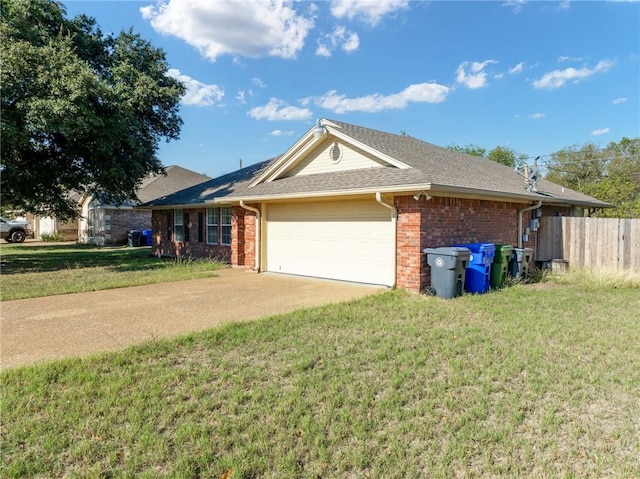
[206,208,218,245]
[174,209,183,242]
[221,207,232,246]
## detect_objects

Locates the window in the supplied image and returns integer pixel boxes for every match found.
[183,213,190,242]
[221,207,232,245]
[207,207,232,245]
[174,209,183,242]
[197,212,204,243]
[206,208,218,245]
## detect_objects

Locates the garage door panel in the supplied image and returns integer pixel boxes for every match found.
[266,200,394,286]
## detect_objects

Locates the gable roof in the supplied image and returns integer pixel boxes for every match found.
[87,165,212,207]
[137,165,211,204]
[145,119,610,209]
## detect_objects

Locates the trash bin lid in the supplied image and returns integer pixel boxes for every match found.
[424,246,471,257]
[493,244,514,262]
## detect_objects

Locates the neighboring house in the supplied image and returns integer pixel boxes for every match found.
[25,191,82,241]
[78,165,210,245]
[145,119,609,292]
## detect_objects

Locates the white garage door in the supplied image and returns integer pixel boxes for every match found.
[266,200,394,286]
[39,217,55,236]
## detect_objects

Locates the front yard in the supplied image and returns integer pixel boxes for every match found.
[2,271,639,478]
[0,243,224,300]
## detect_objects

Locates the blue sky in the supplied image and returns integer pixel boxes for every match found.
[64,0,640,178]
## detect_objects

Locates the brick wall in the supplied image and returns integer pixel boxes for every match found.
[151,207,259,268]
[106,208,151,244]
[237,205,259,271]
[150,198,558,293]
[395,195,537,292]
[152,208,232,261]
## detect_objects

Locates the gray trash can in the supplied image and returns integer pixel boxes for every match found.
[424,247,471,299]
[127,230,141,247]
[509,247,533,280]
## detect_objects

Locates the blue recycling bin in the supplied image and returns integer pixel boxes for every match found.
[453,243,495,294]
[141,229,153,246]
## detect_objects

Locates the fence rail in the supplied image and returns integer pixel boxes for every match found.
[537,217,640,272]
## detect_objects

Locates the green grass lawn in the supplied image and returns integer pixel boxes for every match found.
[2,272,639,478]
[0,243,225,300]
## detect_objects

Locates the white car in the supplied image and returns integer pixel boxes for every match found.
[0,217,33,243]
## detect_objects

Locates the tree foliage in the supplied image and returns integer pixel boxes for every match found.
[446,144,524,168]
[1,0,185,219]
[545,138,640,218]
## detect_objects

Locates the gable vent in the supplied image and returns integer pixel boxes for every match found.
[329,142,342,163]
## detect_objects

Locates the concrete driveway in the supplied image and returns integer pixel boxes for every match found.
[0,269,384,370]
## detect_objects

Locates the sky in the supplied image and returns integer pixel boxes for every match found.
[64,0,640,178]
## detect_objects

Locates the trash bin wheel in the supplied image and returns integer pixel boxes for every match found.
[423,286,437,296]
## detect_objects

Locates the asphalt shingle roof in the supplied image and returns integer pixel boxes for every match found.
[145,119,610,208]
[137,165,211,204]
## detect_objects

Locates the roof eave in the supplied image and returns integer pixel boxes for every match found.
[206,184,577,205]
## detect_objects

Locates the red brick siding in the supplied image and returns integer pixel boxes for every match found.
[396,196,536,292]
[150,198,563,292]
[541,205,572,217]
[152,208,231,262]
[238,205,259,271]
[151,207,259,269]
[105,208,150,244]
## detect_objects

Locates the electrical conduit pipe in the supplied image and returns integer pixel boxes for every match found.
[518,201,542,248]
[239,201,261,271]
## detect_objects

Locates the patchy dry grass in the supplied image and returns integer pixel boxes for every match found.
[0,243,225,300]
[545,266,640,290]
[2,275,639,478]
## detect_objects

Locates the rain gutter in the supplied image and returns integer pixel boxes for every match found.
[375,192,397,288]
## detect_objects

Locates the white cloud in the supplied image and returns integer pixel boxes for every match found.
[509,62,525,74]
[252,77,267,88]
[330,0,409,26]
[141,0,313,61]
[237,90,253,104]
[455,60,498,89]
[612,97,628,105]
[533,59,614,89]
[316,25,360,57]
[248,98,313,121]
[271,129,295,137]
[558,55,585,63]
[316,44,332,57]
[308,82,449,114]
[591,128,610,136]
[166,69,224,106]
[342,31,360,52]
[503,0,527,13]
[529,113,545,119]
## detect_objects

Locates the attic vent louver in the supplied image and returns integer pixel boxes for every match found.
[329,142,342,163]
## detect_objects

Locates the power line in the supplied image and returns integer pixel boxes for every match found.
[525,151,639,161]
[528,153,640,167]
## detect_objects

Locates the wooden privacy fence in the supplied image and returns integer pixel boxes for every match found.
[538,217,640,272]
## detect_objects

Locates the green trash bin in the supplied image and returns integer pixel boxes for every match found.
[490,244,514,289]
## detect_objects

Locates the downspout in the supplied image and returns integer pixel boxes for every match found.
[375,192,397,287]
[518,201,542,248]
[239,201,261,271]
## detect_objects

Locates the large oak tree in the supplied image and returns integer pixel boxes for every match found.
[1,0,185,219]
